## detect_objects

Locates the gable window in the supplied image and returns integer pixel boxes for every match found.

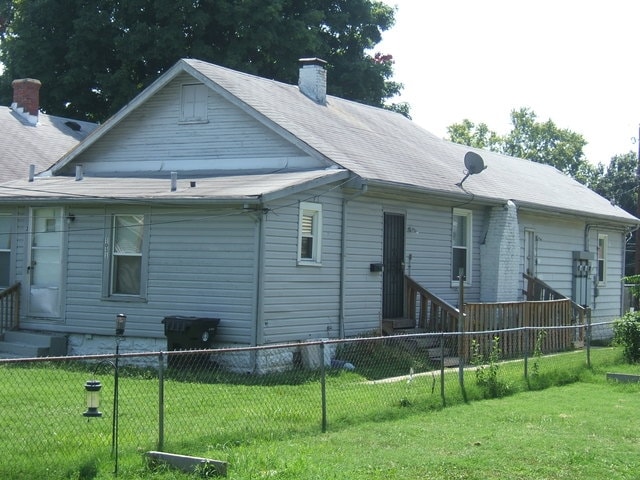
[180,83,208,123]
[298,202,322,265]
[0,215,12,288]
[106,214,148,298]
[597,234,607,285]
[452,209,472,283]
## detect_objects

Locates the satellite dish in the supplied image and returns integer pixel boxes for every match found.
[464,151,486,174]
[457,151,487,187]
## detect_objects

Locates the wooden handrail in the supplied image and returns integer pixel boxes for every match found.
[405,275,460,331]
[523,273,586,325]
[0,282,21,335]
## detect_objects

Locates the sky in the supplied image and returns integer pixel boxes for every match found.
[377,0,640,165]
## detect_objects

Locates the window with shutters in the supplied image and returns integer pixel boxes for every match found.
[104,214,149,300]
[298,202,322,265]
[180,83,208,123]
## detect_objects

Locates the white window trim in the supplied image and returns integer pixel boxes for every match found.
[452,208,472,286]
[597,234,607,286]
[102,213,149,301]
[179,83,208,124]
[297,202,322,266]
[0,213,13,288]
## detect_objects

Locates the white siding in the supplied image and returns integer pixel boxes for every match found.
[260,189,343,343]
[20,206,258,345]
[519,212,627,322]
[65,73,323,175]
[342,199,384,336]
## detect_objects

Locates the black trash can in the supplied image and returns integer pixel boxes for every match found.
[162,316,220,352]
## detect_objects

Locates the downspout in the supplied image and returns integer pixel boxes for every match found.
[338,182,368,338]
[252,206,266,369]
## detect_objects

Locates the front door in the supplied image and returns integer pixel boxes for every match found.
[27,207,63,318]
[383,213,405,318]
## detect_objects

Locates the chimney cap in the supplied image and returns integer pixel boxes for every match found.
[298,57,327,67]
[11,78,42,87]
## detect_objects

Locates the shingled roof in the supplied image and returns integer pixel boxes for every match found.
[1,78,97,181]
[6,59,638,226]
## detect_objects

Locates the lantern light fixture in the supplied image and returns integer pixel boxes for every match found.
[115,313,126,336]
[83,380,103,418]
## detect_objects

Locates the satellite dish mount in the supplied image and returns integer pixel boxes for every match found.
[456,151,487,187]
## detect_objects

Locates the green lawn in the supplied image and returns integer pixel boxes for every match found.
[1,347,638,479]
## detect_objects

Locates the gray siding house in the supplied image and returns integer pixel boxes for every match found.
[0,58,637,365]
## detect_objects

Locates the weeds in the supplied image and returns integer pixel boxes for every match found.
[471,336,509,398]
[531,329,547,377]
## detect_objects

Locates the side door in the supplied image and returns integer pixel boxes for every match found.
[27,207,64,318]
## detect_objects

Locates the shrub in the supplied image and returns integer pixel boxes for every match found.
[613,311,640,363]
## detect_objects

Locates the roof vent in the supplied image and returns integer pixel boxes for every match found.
[65,121,82,131]
[298,58,327,105]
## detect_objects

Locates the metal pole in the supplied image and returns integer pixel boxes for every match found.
[458,268,465,397]
[158,352,165,451]
[320,342,327,433]
[113,337,121,476]
[635,124,640,275]
[440,332,445,407]
[586,308,592,369]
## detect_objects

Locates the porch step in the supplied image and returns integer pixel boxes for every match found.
[382,318,415,334]
[0,331,67,359]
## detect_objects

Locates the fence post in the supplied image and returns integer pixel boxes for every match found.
[523,326,529,379]
[320,342,327,433]
[586,308,592,369]
[440,332,446,407]
[158,352,165,451]
[457,270,466,400]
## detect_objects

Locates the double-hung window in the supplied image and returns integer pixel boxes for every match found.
[452,208,472,284]
[298,202,322,265]
[107,214,148,298]
[597,234,607,285]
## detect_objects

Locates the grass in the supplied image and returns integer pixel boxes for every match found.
[1,346,638,479]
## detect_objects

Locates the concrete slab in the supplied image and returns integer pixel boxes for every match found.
[146,451,227,476]
[606,373,640,383]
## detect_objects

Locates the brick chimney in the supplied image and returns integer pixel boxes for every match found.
[11,78,41,125]
[298,58,327,105]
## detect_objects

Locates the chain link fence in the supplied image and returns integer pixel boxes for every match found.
[0,321,620,478]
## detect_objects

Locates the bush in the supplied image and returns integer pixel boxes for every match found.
[613,311,640,363]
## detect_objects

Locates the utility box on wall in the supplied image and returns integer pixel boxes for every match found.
[572,251,594,307]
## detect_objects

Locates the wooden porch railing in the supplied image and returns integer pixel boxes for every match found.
[463,298,583,361]
[523,273,587,326]
[405,275,460,332]
[404,275,586,362]
[0,282,20,336]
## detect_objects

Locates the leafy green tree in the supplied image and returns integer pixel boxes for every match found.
[501,108,588,178]
[0,0,402,122]
[447,119,501,150]
[590,152,638,215]
[446,107,590,180]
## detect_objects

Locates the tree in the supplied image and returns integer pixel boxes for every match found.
[447,119,501,150]
[590,152,638,215]
[501,108,588,179]
[0,0,402,122]
[446,107,591,181]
